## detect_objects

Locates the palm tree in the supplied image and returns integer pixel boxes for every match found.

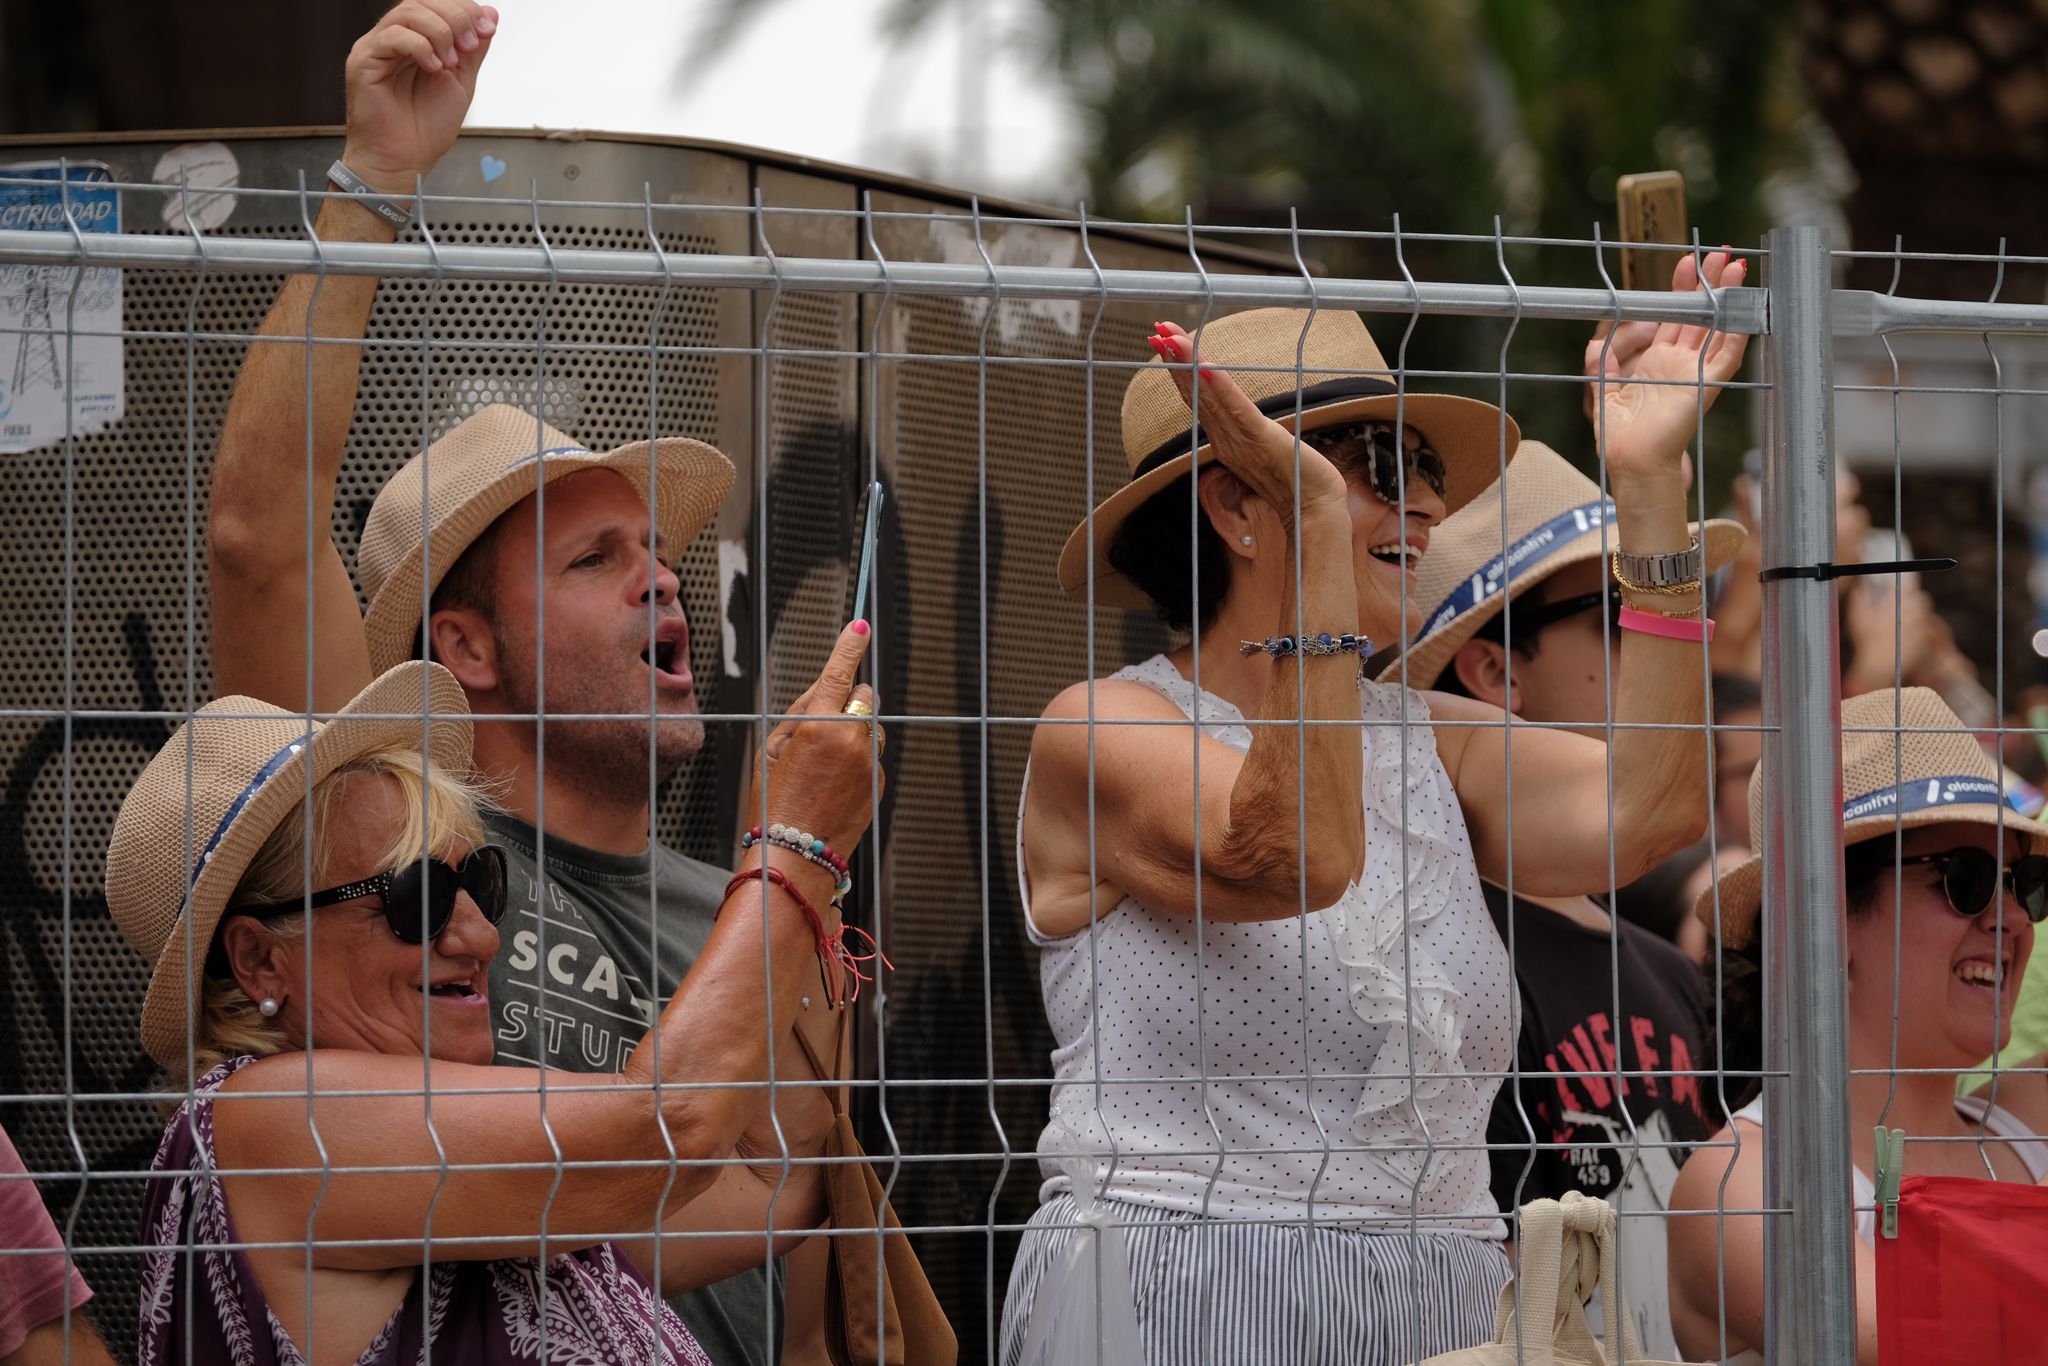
[692,0,1808,463]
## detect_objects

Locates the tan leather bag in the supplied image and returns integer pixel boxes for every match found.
[794,1016,958,1366]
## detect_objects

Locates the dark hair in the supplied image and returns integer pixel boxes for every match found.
[1105,473,1235,634]
[1711,671,1763,716]
[1428,589,1547,699]
[1703,832,1896,1114]
[411,521,502,661]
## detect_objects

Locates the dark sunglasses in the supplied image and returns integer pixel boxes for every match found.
[1304,420,1448,505]
[1894,846,2048,924]
[1511,587,1624,639]
[242,844,511,944]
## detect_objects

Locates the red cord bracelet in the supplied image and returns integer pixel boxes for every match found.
[720,865,893,1008]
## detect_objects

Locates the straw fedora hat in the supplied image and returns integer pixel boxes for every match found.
[1697,687,2048,952]
[1056,308,1521,609]
[106,664,472,1070]
[1384,441,1746,687]
[358,405,735,672]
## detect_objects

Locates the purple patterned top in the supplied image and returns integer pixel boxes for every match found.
[138,1056,711,1366]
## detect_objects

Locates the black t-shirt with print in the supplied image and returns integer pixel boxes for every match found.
[1482,882,1711,1214]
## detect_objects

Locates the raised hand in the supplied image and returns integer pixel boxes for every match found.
[1593,250,1751,487]
[761,621,884,853]
[1149,320,1350,526]
[1582,317,1656,426]
[342,1,500,195]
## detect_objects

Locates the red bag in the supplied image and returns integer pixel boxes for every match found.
[1876,1174,2048,1365]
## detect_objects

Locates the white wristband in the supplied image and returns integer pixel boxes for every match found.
[325,160,413,229]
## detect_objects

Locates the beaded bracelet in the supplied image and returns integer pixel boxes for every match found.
[741,823,853,902]
[1240,632,1375,660]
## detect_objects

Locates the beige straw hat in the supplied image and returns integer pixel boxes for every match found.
[106,664,472,1070]
[1697,687,2048,951]
[1384,441,1746,687]
[1057,308,1520,608]
[358,405,735,672]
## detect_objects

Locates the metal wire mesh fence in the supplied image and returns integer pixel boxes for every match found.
[1,138,2045,1366]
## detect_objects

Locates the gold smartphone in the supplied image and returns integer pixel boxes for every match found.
[1616,171,1688,291]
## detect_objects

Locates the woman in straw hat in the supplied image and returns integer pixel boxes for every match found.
[110,633,879,1366]
[1667,688,2048,1364]
[1005,253,1748,1366]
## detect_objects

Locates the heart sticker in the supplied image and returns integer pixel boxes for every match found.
[479,154,507,184]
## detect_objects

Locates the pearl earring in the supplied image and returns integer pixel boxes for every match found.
[1239,534,1254,547]
[258,997,280,1018]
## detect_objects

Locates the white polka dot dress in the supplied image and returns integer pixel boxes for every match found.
[1018,654,1514,1232]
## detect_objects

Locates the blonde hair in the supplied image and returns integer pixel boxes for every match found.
[183,743,490,1084]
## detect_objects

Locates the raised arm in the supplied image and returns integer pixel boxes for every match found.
[211,623,878,1278]
[207,1,495,710]
[1023,325,1367,931]
[1437,250,1749,893]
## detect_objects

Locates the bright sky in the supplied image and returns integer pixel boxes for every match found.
[466,0,1078,200]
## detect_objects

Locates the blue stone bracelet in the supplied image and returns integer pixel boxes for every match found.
[1239,632,1375,660]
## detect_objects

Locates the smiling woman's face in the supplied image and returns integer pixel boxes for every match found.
[232,771,501,1066]
[1846,821,2037,1070]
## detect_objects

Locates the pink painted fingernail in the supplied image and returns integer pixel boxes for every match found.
[851,620,869,636]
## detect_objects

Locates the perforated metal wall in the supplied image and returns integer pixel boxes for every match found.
[0,129,1285,1363]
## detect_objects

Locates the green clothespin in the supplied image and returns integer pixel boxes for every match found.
[1873,1125,1907,1239]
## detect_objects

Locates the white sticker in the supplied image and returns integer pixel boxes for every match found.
[927,220,1083,344]
[718,539,750,678]
[152,141,240,232]
[0,161,123,453]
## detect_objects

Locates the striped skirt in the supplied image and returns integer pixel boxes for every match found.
[999,1193,1510,1366]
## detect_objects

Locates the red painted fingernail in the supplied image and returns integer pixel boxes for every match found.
[1154,321,1172,335]
[851,619,869,636]
[1146,336,1165,354]
[1199,367,1219,380]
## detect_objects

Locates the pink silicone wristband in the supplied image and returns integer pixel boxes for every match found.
[1618,604,1715,643]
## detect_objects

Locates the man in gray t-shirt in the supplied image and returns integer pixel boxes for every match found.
[485,810,779,1366]
[202,15,818,1366]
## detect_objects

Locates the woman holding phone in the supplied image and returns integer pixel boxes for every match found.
[113,642,879,1365]
[1004,260,1748,1366]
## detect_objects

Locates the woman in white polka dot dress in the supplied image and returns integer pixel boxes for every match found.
[1003,273,1750,1366]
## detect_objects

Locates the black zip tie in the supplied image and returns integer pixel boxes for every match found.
[1757,555,1957,583]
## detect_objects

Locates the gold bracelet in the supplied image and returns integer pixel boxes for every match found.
[1611,551,1703,598]
[1620,598,1704,620]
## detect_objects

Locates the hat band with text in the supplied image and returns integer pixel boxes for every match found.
[1843,774,2007,823]
[1418,499,1615,639]
[188,736,308,889]
[1130,375,1398,480]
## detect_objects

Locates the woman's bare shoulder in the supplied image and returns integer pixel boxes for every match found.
[1038,673,1185,724]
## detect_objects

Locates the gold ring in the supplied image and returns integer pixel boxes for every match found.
[842,695,883,750]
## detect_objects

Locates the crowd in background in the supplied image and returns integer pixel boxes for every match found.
[3,4,2048,1366]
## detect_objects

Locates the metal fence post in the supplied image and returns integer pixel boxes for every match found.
[1759,224,1857,1364]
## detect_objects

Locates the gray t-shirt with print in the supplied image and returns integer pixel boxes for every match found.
[481,808,780,1366]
